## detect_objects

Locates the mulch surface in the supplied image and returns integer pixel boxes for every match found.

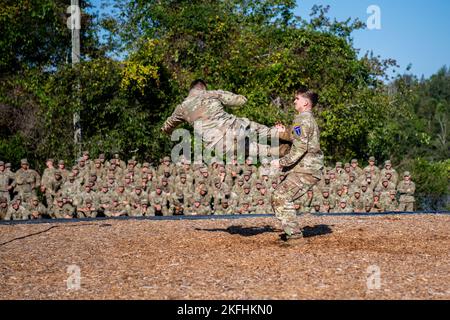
[1,214,449,300]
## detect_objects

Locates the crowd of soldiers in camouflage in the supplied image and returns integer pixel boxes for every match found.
[0,152,416,221]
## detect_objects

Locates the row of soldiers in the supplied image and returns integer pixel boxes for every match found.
[0,152,416,220]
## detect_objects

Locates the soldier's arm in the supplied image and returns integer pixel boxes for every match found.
[279,116,311,168]
[161,104,185,135]
[206,90,247,108]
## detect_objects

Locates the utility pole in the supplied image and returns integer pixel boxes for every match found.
[69,0,82,155]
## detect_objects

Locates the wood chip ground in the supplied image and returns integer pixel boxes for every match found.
[1,214,449,299]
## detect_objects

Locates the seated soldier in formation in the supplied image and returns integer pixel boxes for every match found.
[185,198,210,216]
[335,198,353,213]
[77,198,98,218]
[350,190,365,213]
[310,202,321,213]
[5,198,29,220]
[28,195,47,219]
[0,196,8,220]
[214,199,234,215]
[237,199,254,215]
[384,190,399,212]
[370,193,384,213]
[105,197,128,217]
[253,196,273,214]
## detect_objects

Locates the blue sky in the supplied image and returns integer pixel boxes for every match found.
[295,0,450,78]
[90,0,449,79]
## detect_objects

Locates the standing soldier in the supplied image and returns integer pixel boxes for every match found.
[272,89,324,240]
[350,159,364,179]
[40,158,55,198]
[57,160,69,181]
[0,161,13,202]
[397,171,416,211]
[12,159,41,202]
[0,196,8,219]
[214,199,234,215]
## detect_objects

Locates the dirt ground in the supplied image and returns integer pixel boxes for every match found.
[0,214,449,300]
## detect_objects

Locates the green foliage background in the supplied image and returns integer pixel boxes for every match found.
[0,0,448,209]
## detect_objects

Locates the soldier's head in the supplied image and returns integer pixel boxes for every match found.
[0,197,8,208]
[243,184,251,194]
[140,199,148,208]
[221,200,229,209]
[382,178,389,187]
[373,193,380,201]
[335,162,343,169]
[384,160,392,169]
[307,189,313,197]
[82,150,90,161]
[361,183,368,191]
[156,186,162,194]
[46,159,54,168]
[245,157,254,165]
[354,190,361,199]
[84,184,92,192]
[0,161,4,172]
[368,156,376,166]
[20,159,29,170]
[78,158,86,167]
[112,197,119,206]
[161,177,169,185]
[69,173,76,182]
[294,88,318,112]
[351,159,359,168]
[54,171,62,179]
[180,174,187,183]
[85,199,93,208]
[101,185,109,193]
[403,171,411,181]
[194,199,201,207]
[134,186,142,194]
[344,163,351,172]
[94,159,101,168]
[257,198,264,205]
[294,201,301,210]
[322,188,330,197]
[190,79,207,91]
[349,172,356,182]
[117,184,125,192]
[58,160,65,169]
[314,202,321,210]
[56,198,64,207]
[339,199,347,209]
[12,200,20,209]
[389,190,396,199]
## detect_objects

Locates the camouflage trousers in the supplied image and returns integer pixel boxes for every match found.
[398,201,414,212]
[271,172,320,234]
[218,119,290,160]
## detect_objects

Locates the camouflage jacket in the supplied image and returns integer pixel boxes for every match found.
[279,111,324,177]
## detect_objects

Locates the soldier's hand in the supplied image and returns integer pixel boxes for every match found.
[275,121,286,133]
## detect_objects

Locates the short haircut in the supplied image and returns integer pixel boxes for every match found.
[296,88,319,107]
[190,79,207,90]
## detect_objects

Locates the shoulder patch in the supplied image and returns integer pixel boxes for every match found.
[293,123,302,136]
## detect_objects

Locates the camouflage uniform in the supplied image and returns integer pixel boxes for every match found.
[5,201,29,220]
[214,199,234,215]
[28,196,47,219]
[272,110,324,236]
[12,159,41,202]
[0,161,12,202]
[161,88,280,158]
[397,172,415,211]
[0,197,9,219]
